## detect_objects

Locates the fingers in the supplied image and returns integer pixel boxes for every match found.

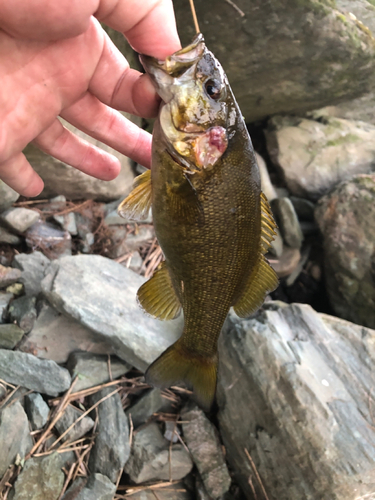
[0,153,44,197]
[61,92,152,168]
[33,117,122,180]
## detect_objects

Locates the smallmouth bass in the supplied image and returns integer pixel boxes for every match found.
[119,34,278,410]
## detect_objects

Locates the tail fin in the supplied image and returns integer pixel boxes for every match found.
[145,339,217,411]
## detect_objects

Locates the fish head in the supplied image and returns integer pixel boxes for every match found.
[140,34,234,171]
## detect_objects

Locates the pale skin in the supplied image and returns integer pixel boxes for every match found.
[0,0,181,197]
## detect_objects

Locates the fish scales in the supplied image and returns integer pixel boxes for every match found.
[118,34,278,410]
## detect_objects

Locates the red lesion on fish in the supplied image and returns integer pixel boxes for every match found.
[194,126,228,169]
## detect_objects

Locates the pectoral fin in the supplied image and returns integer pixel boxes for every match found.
[166,174,203,224]
[118,169,152,221]
[137,261,181,320]
[233,255,279,318]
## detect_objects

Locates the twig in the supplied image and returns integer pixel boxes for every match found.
[224,0,245,17]
[189,0,200,33]
[244,448,270,500]
[128,413,134,449]
[57,462,76,500]
[107,355,113,382]
[0,385,20,409]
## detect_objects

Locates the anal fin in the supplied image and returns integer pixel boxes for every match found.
[118,169,152,221]
[137,261,181,320]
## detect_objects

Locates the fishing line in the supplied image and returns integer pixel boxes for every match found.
[189,0,200,34]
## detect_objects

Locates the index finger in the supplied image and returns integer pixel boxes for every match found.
[96,0,181,59]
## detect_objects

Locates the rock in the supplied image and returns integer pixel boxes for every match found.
[0,181,19,212]
[41,255,182,371]
[0,208,39,233]
[289,196,316,222]
[54,404,94,443]
[126,389,170,429]
[12,453,64,500]
[268,227,283,258]
[53,213,78,236]
[182,405,231,499]
[8,296,37,334]
[217,302,375,500]
[25,393,50,430]
[0,350,71,396]
[0,324,24,349]
[19,302,114,364]
[271,198,303,249]
[0,401,33,478]
[63,474,116,500]
[126,251,144,273]
[26,222,71,259]
[257,153,277,202]
[127,483,192,500]
[61,478,87,500]
[12,252,51,296]
[0,265,21,290]
[88,387,130,483]
[0,227,21,245]
[67,352,131,393]
[164,420,180,444]
[315,174,375,328]
[125,422,193,483]
[267,247,301,278]
[6,283,23,296]
[266,116,375,200]
[175,1,375,123]
[0,291,13,322]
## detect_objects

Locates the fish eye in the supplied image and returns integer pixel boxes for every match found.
[205,79,222,100]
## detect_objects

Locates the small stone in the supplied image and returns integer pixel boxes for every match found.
[67,352,131,393]
[26,221,72,259]
[0,349,71,396]
[64,473,116,500]
[0,292,14,323]
[182,405,231,499]
[125,422,193,483]
[268,247,301,278]
[0,401,33,478]
[81,232,95,254]
[89,387,130,483]
[12,452,64,500]
[55,404,94,442]
[53,213,78,235]
[0,207,39,233]
[164,420,180,443]
[0,181,19,212]
[126,388,171,429]
[0,265,21,290]
[0,227,21,245]
[310,264,322,282]
[257,152,277,202]
[0,324,24,349]
[25,393,50,430]
[269,227,283,258]
[271,198,303,249]
[6,283,23,296]
[8,296,37,334]
[13,252,51,296]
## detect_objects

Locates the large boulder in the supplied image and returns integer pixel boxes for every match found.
[315,174,375,328]
[175,0,375,122]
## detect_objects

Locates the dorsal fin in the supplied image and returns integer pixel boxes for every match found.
[260,192,277,254]
[118,169,152,221]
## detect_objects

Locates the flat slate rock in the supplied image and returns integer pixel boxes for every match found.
[13,252,51,296]
[25,393,50,430]
[54,404,94,443]
[41,255,182,371]
[0,349,71,397]
[0,207,40,233]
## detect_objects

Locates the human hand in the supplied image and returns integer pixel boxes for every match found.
[0,0,181,196]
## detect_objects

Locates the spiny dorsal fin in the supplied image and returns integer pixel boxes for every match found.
[233,255,279,318]
[260,192,277,254]
[118,169,152,221]
[137,261,181,320]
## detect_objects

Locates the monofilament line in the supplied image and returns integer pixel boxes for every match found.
[189,0,200,34]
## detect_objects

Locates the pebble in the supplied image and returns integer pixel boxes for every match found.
[271,197,303,249]
[8,295,37,334]
[13,251,51,296]
[0,227,21,245]
[53,213,78,235]
[126,388,171,429]
[0,324,24,349]
[25,393,50,430]
[0,264,21,290]
[0,180,19,212]
[54,404,94,443]
[0,207,40,233]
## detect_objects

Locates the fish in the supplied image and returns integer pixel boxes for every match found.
[118,34,278,411]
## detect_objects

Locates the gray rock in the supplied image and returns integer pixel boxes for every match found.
[127,483,191,500]
[88,387,130,483]
[268,227,283,258]
[0,324,24,349]
[257,153,277,202]
[12,252,51,296]
[64,474,116,500]
[125,422,193,483]
[19,302,114,364]
[315,174,375,328]
[0,349,71,396]
[25,393,50,430]
[61,478,87,500]
[0,401,33,479]
[164,420,180,444]
[271,198,304,249]
[182,405,231,499]
[8,296,37,334]
[54,404,94,443]
[175,1,375,123]
[0,181,19,212]
[67,352,130,393]
[41,255,182,371]
[266,116,375,200]
[53,213,78,236]
[0,293,13,322]
[26,222,71,260]
[12,453,64,500]
[217,303,375,500]
[0,227,21,245]
[0,208,39,233]
[126,389,171,429]
[289,197,316,222]
[0,265,21,290]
